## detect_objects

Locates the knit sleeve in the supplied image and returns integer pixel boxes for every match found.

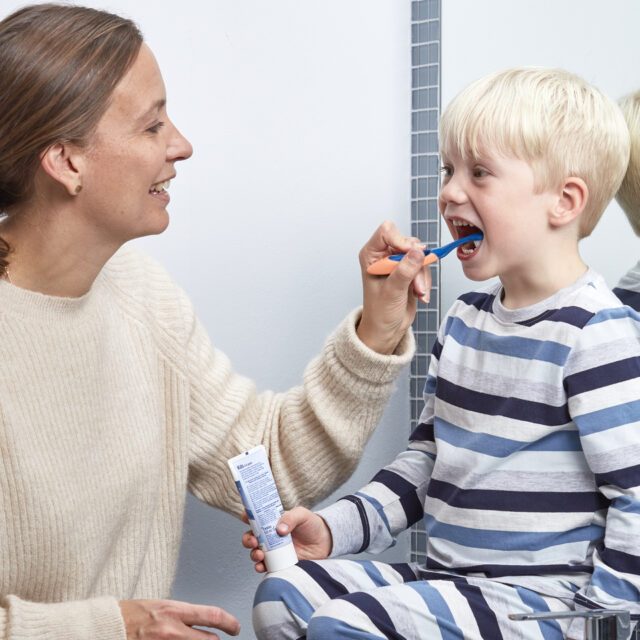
[564,307,640,638]
[316,327,442,557]
[0,595,125,640]
[185,307,415,517]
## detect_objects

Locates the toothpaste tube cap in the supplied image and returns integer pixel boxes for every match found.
[264,542,298,573]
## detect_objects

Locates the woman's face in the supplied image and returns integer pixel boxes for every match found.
[79,43,192,244]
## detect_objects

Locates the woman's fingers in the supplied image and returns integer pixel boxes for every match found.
[411,264,432,302]
[359,221,420,266]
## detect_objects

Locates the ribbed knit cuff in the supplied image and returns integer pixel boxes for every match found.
[317,499,365,557]
[333,308,415,384]
[3,595,126,640]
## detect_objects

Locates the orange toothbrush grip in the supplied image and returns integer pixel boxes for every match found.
[367,252,438,275]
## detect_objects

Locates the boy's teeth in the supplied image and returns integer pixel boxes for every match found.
[460,239,482,255]
[452,219,473,226]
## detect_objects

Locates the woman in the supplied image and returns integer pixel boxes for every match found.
[0,4,429,639]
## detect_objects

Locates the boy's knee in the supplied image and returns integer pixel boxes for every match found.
[307,600,359,640]
[252,567,309,639]
[253,574,287,632]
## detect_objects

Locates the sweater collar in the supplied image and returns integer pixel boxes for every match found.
[0,270,104,321]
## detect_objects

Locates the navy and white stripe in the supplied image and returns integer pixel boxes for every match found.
[318,269,640,618]
[252,559,575,639]
[614,260,640,311]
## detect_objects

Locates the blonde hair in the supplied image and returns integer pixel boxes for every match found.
[616,90,640,236]
[440,67,630,238]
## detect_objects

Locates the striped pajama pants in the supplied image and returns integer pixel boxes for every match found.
[252,559,578,639]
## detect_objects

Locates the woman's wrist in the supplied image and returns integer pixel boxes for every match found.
[356,315,402,355]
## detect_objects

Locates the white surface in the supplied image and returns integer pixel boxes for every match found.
[440,0,640,313]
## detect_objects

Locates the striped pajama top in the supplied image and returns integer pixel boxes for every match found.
[319,269,640,616]
[614,260,640,311]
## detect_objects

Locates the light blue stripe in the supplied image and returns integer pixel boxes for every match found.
[445,316,570,365]
[307,616,386,639]
[425,374,437,395]
[408,580,464,640]
[435,418,581,457]
[356,492,392,534]
[514,586,562,639]
[575,399,640,435]
[408,449,437,462]
[424,514,604,551]
[591,566,640,602]
[361,561,392,588]
[588,307,640,324]
[612,495,640,515]
[253,576,315,622]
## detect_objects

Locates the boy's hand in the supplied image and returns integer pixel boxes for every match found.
[241,507,332,573]
[357,221,431,355]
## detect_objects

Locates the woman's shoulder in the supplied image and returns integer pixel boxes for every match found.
[101,244,194,338]
[103,244,171,282]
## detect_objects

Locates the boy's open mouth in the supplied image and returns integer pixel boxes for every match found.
[451,219,483,257]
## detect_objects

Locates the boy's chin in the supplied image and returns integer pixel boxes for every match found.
[460,263,493,282]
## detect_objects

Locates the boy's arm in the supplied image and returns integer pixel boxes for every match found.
[317,336,441,556]
[565,307,640,636]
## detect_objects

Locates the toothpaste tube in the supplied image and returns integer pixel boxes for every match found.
[228,445,298,573]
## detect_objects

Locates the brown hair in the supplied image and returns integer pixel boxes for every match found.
[0,3,143,276]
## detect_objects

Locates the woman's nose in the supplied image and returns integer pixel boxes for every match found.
[168,122,193,162]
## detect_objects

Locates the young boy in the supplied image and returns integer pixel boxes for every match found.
[246,68,639,640]
[614,89,640,311]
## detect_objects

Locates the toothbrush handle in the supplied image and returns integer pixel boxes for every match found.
[367,252,438,275]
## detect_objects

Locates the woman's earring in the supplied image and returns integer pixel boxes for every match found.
[75,184,82,194]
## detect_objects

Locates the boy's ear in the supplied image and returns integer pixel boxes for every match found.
[549,176,588,229]
[39,142,85,197]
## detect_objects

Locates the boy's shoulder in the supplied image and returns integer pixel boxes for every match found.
[447,270,630,330]
[453,281,501,315]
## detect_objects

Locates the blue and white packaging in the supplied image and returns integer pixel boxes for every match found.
[228,445,298,572]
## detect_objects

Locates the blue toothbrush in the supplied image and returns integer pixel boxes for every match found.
[367,233,483,275]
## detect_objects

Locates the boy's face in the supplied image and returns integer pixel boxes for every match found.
[438,148,556,283]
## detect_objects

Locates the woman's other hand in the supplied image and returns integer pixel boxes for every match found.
[357,220,431,354]
[119,599,240,639]
[241,507,332,573]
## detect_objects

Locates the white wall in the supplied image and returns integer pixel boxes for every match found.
[440,0,640,313]
[0,1,411,637]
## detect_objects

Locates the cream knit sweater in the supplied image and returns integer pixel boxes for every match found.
[0,247,414,639]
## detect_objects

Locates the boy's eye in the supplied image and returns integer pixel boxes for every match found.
[439,165,452,179]
[472,167,489,178]
[146,121,165,134]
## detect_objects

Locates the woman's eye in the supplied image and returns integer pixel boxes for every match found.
[146,121,165,134]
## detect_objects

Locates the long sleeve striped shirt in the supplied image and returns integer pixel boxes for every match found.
[614,260,640,311]
[319,269,640,619]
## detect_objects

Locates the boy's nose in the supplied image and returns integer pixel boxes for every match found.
[439,176,467,205]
